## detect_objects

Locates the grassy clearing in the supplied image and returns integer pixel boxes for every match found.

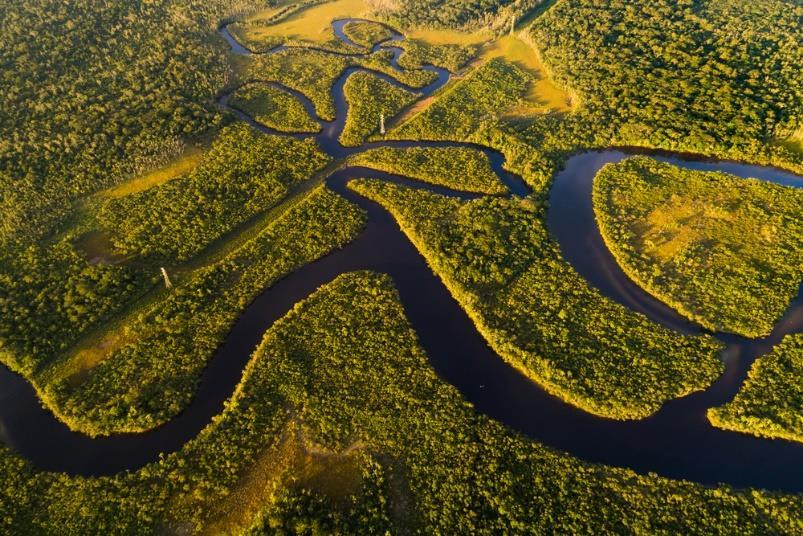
[391,57,530,141]
[479,35,571,113]
[709,335,803,443]
[103,147,205,198]
[593,157,803,338]
[230,0,368,51]
[350,179,723,419]
[349,146,506,194]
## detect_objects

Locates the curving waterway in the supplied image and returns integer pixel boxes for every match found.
[1,19,802,493]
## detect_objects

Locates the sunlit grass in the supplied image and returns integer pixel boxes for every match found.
[479,35,571,113]
[103,147,205,198]
[235,0,368,45]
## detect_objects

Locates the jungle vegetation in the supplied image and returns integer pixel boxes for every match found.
[98,125,331,263]
[340,72,419,147]
[247,47,435,121]
[2,272,802,534]
[348,146,506,194]
[342,19,395,47]
[593,157,803,338]
[709,335,803,444]
[41,186,365,435]
[228,83,321,133]
[349,180,724,419]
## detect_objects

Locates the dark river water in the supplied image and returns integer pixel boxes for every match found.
[1,19,802,493]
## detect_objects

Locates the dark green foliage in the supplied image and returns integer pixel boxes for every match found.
[0,242,151,375]
[249,47,436,121]
[342,20,395,48]
[2,272,801,534]
[373,0,545,32]
[394,38,482,72]
[229,83,321,133]
[0,0,264,248]
[350,180,724,418]
[392,58,530,141]
[594,157,803,337]
[530,0,803,161]
[98,125,331,262]
[710,335,803,443]
[349,146,506,194]
[340,72,418,147]
[47,186,365,435]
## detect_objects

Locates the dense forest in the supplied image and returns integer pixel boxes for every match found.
[350,180,723,419]
[2,0,803,532]
[349,146,506,193]
[709,335,803,444]
[529,0,803,165]
[3,272,802,534]
[593,157,803,338]
[0,0,268,249]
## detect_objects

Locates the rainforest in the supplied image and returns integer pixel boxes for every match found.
[1,0,802,533]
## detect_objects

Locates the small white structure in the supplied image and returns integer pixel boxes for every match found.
[380,112,386,136]
[160,267,172,289]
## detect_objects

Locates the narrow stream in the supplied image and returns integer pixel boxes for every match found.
[1,19,802,494]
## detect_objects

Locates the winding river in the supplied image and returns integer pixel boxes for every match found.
[1,19,802,493]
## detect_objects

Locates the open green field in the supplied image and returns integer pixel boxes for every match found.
[593,157,803,338]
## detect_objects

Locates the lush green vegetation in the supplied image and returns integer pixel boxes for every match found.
[372,0,544,33]
[594,157,803,338]
[98,125,330,263]
[228,0,366,54]
[248,47,435,121]
[529,0,803,167]
[349,146,506,193]
[350,180,723,419]
[0,0,268,249]
[392,57,531,141]
[340,72,418,146]
[342,19,394,47]
[3,272,802,534]
[393,38,482,72]
[40,186,365,435]
[0,241,152,376]
[709,335,803,444]
[228,83,321,133]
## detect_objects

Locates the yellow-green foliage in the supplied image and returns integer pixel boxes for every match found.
[709,335,803,443]
[394,38,481,72]
[43,186,365,435]
[342,20,394,48]
[229,84,320,133]
[593,157,803,337]
[349,146,506,194]
[98,125,331,262]
[248,48,435,121]
[530,0,803,161]
[340,72,418,146]
[350,180,723,419]
[3,272,801,534]
[392,58,530,141]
